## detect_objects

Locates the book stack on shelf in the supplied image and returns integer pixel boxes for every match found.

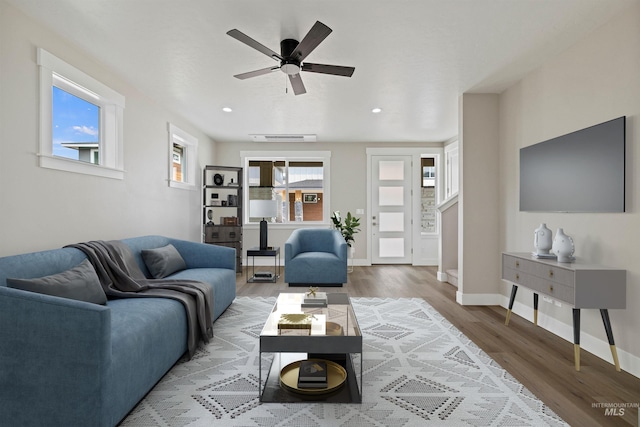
[302,291,327,308]
[532,252,557,259]
[297,360,328,389]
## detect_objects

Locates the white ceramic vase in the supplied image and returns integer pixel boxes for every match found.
[552,228,574,262]
[534,223,553,255]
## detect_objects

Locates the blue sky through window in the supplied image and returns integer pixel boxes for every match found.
[52,86,99,160]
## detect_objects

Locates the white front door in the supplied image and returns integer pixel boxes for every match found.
[371,155,413,264]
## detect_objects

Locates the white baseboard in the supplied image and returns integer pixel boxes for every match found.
[245,258,370,267]
[503,296,640,379]
[437,271,448,282]
[456,291,502,306]
[413,258,438,266]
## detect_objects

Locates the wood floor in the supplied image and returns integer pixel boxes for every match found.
[237,265,640,427]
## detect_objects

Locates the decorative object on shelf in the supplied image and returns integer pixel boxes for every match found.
[250,199,278,250]
[221,217,238,226]
[213,173,224,186]
[206,210,214,226]
[325,321,344,336]
[533,223,553,255]
[252,271,274,281]
[307,286,318,297]
[552,228,575,262]
[277,313,313,335]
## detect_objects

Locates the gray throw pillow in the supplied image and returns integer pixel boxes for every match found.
[7,259,107,305]
[141,244,187,279]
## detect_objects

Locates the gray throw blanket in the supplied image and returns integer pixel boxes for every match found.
[67,240,213,358]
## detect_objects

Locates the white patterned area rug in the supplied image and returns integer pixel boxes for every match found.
[120,297,567,427]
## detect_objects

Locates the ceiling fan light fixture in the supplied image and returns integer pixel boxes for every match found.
[280,61,301,75]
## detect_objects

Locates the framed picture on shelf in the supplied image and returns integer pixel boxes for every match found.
[303,194,318,203]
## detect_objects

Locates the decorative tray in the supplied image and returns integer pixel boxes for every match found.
[280,359,347,395]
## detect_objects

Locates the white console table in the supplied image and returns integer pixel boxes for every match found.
[502,252,626,371]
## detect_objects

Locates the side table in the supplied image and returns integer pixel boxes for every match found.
[502,252,626,372]
[246,246,281,283]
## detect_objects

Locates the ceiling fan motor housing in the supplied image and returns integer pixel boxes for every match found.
[280,39,301,75]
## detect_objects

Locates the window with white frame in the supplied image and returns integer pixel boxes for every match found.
[38,48,125,179]
[168,123,198,190]
[241,151,331,225]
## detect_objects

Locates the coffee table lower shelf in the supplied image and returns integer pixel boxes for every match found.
[259,353,362,403]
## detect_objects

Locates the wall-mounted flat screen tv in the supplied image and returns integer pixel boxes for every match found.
[520,116,625,213]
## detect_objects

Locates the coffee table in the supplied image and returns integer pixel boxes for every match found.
[259,293,363,403]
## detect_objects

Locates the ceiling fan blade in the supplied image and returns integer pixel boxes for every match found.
[227,29,283,61]
[301,63,355,77]
[233,66,280,80]
[290,21,332,62]
[288,74,306,95]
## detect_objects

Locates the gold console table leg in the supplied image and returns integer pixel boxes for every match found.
[505,285,518,326]
[533,293,539,326]
[573,309,581,371]
[601,309,621,372]
[610,345,621,372]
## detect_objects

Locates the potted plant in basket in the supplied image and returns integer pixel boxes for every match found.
[331,211,361,272]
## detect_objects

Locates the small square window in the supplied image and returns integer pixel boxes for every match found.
[38,48,125,179]
[168,124,198,190]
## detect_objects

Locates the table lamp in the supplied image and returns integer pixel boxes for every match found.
[250,200,278,250]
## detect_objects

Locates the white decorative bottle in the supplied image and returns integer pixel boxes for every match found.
[534,223,553,255]
[552,228,574,262]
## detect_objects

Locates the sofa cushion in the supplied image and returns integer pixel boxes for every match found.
[141,244,187,279]
[6,259,107,304]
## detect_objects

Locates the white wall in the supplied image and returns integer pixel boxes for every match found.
[498,3,640,375]
[458,94,501,304]
[0,2,215,256]
[214,140,442,264]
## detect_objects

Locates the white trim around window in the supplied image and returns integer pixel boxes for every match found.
[168,123,198,190]
[37,48,125,179]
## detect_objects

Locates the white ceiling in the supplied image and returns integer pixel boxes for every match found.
[7,0,637,144]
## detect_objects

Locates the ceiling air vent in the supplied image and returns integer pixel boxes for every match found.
[250,134,317,143]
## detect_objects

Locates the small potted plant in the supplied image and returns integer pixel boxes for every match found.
[331,211,361,272]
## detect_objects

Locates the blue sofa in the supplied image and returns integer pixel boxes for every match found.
[0,235,236,427]
[284,228,348,287]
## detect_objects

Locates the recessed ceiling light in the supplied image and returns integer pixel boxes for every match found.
[222,107,233,112]
[371,108,382,114]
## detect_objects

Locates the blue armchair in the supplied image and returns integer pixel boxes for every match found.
[284,228,348,287]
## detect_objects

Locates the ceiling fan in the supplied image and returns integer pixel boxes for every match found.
[227,21,355,95]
